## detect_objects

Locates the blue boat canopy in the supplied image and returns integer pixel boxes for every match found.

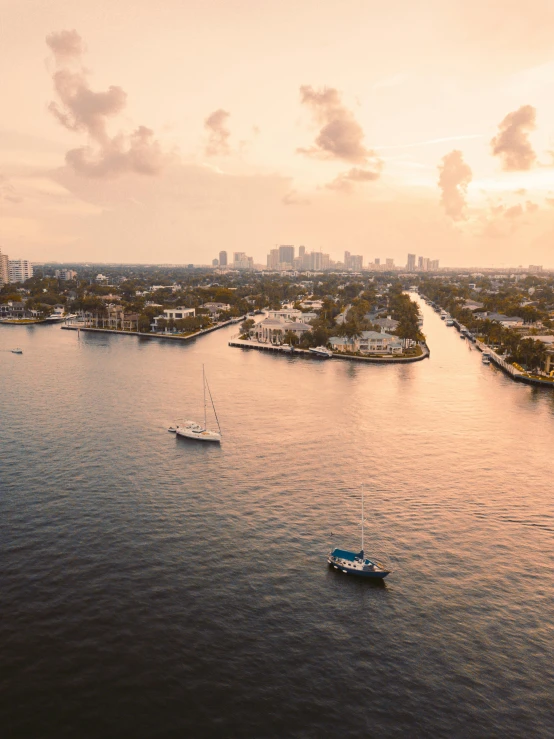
[331,548,359,561]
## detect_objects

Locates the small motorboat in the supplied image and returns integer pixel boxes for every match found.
[309,345,333,358]
[482,352,491,364]
[11,348,23,354]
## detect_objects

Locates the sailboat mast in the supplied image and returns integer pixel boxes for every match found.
[361,485,364,553]
[203,364,207,429]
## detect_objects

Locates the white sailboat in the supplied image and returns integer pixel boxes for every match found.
[175,365,222,443]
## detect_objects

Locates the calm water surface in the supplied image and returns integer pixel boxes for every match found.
[1,298,553,738]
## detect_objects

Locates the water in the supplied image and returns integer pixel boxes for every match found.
[1,298,553,738]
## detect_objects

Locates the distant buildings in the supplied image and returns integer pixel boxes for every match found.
[408,254,439,271]
[219,250,228,267]
[344,251,363,270]
[8,259,33,283]
[55,269,77,281]
[266,245,330,271]
[233,252,254,269]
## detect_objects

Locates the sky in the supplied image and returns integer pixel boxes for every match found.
[2,0,554,268]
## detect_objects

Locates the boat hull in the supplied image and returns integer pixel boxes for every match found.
[176,428,221,443]
[328,560,389,578]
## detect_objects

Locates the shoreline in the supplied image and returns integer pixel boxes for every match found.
[61,317,243,342]
[419,294,554,389]
[228,337,430,363]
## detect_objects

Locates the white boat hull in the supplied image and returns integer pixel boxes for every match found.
[176,428,221,442]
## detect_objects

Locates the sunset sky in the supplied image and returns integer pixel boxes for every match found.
[2,0,554,267]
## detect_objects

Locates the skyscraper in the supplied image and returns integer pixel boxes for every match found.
[267,249,279,269]
[418,256,424,270]
[0,247,9,286]
[219,250,228,267]
[407,253,416,271]
[8,259,33,283]
[386,258,394,268]
[299,245,306,258]
[374,258,380,266]
[278,245,294,264]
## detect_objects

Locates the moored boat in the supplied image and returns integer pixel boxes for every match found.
[174,365,222,443]
[11,348,23,354]
[309,345,333,358]
[328,487,390,579]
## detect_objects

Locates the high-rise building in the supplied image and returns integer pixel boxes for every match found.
[267,249,279,269]
[0,247,9,286]
[344,250,351,266]
[278,245,295,265]
[418,256,424,270]
[212,258,219,267]
[386,258,394,268]
[430,259,439,270]
[299,245,306,258]
[407,253,416,271]
[233,252,254,269]
[219,250,228,267]
[374,258,380,266]
[350,255,363,271]
[8,259,33,283]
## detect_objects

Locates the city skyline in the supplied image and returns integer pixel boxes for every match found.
[3,1,554,268]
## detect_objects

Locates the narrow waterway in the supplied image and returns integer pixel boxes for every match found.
[1,296,553,738]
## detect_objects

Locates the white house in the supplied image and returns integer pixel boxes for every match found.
[329,331,402,355]
[265,308,304,321]
[151,306,196,331]
[250,317,312,344]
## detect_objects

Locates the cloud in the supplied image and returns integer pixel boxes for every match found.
[503,204,523,219]
[437,150,472,220]
[0,175,23,204]
[46,29,167,178]
[526,200,539,213]
[325,166,382,193]
[490,105,537,171]
[298,85,382,170]
[45,29,84,62]
[204,109,231,156]
[282,189,310,205]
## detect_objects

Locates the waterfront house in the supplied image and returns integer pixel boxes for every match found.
[201,302,231,318]
[151,306,196,331]
[265,308,304,321]
[329,331,403,355]
[250,317,312,344]
[474,312,525,327]
[522,335,554,373]
[369,316,400,333]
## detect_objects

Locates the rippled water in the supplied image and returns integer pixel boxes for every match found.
[1,298,553,738]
